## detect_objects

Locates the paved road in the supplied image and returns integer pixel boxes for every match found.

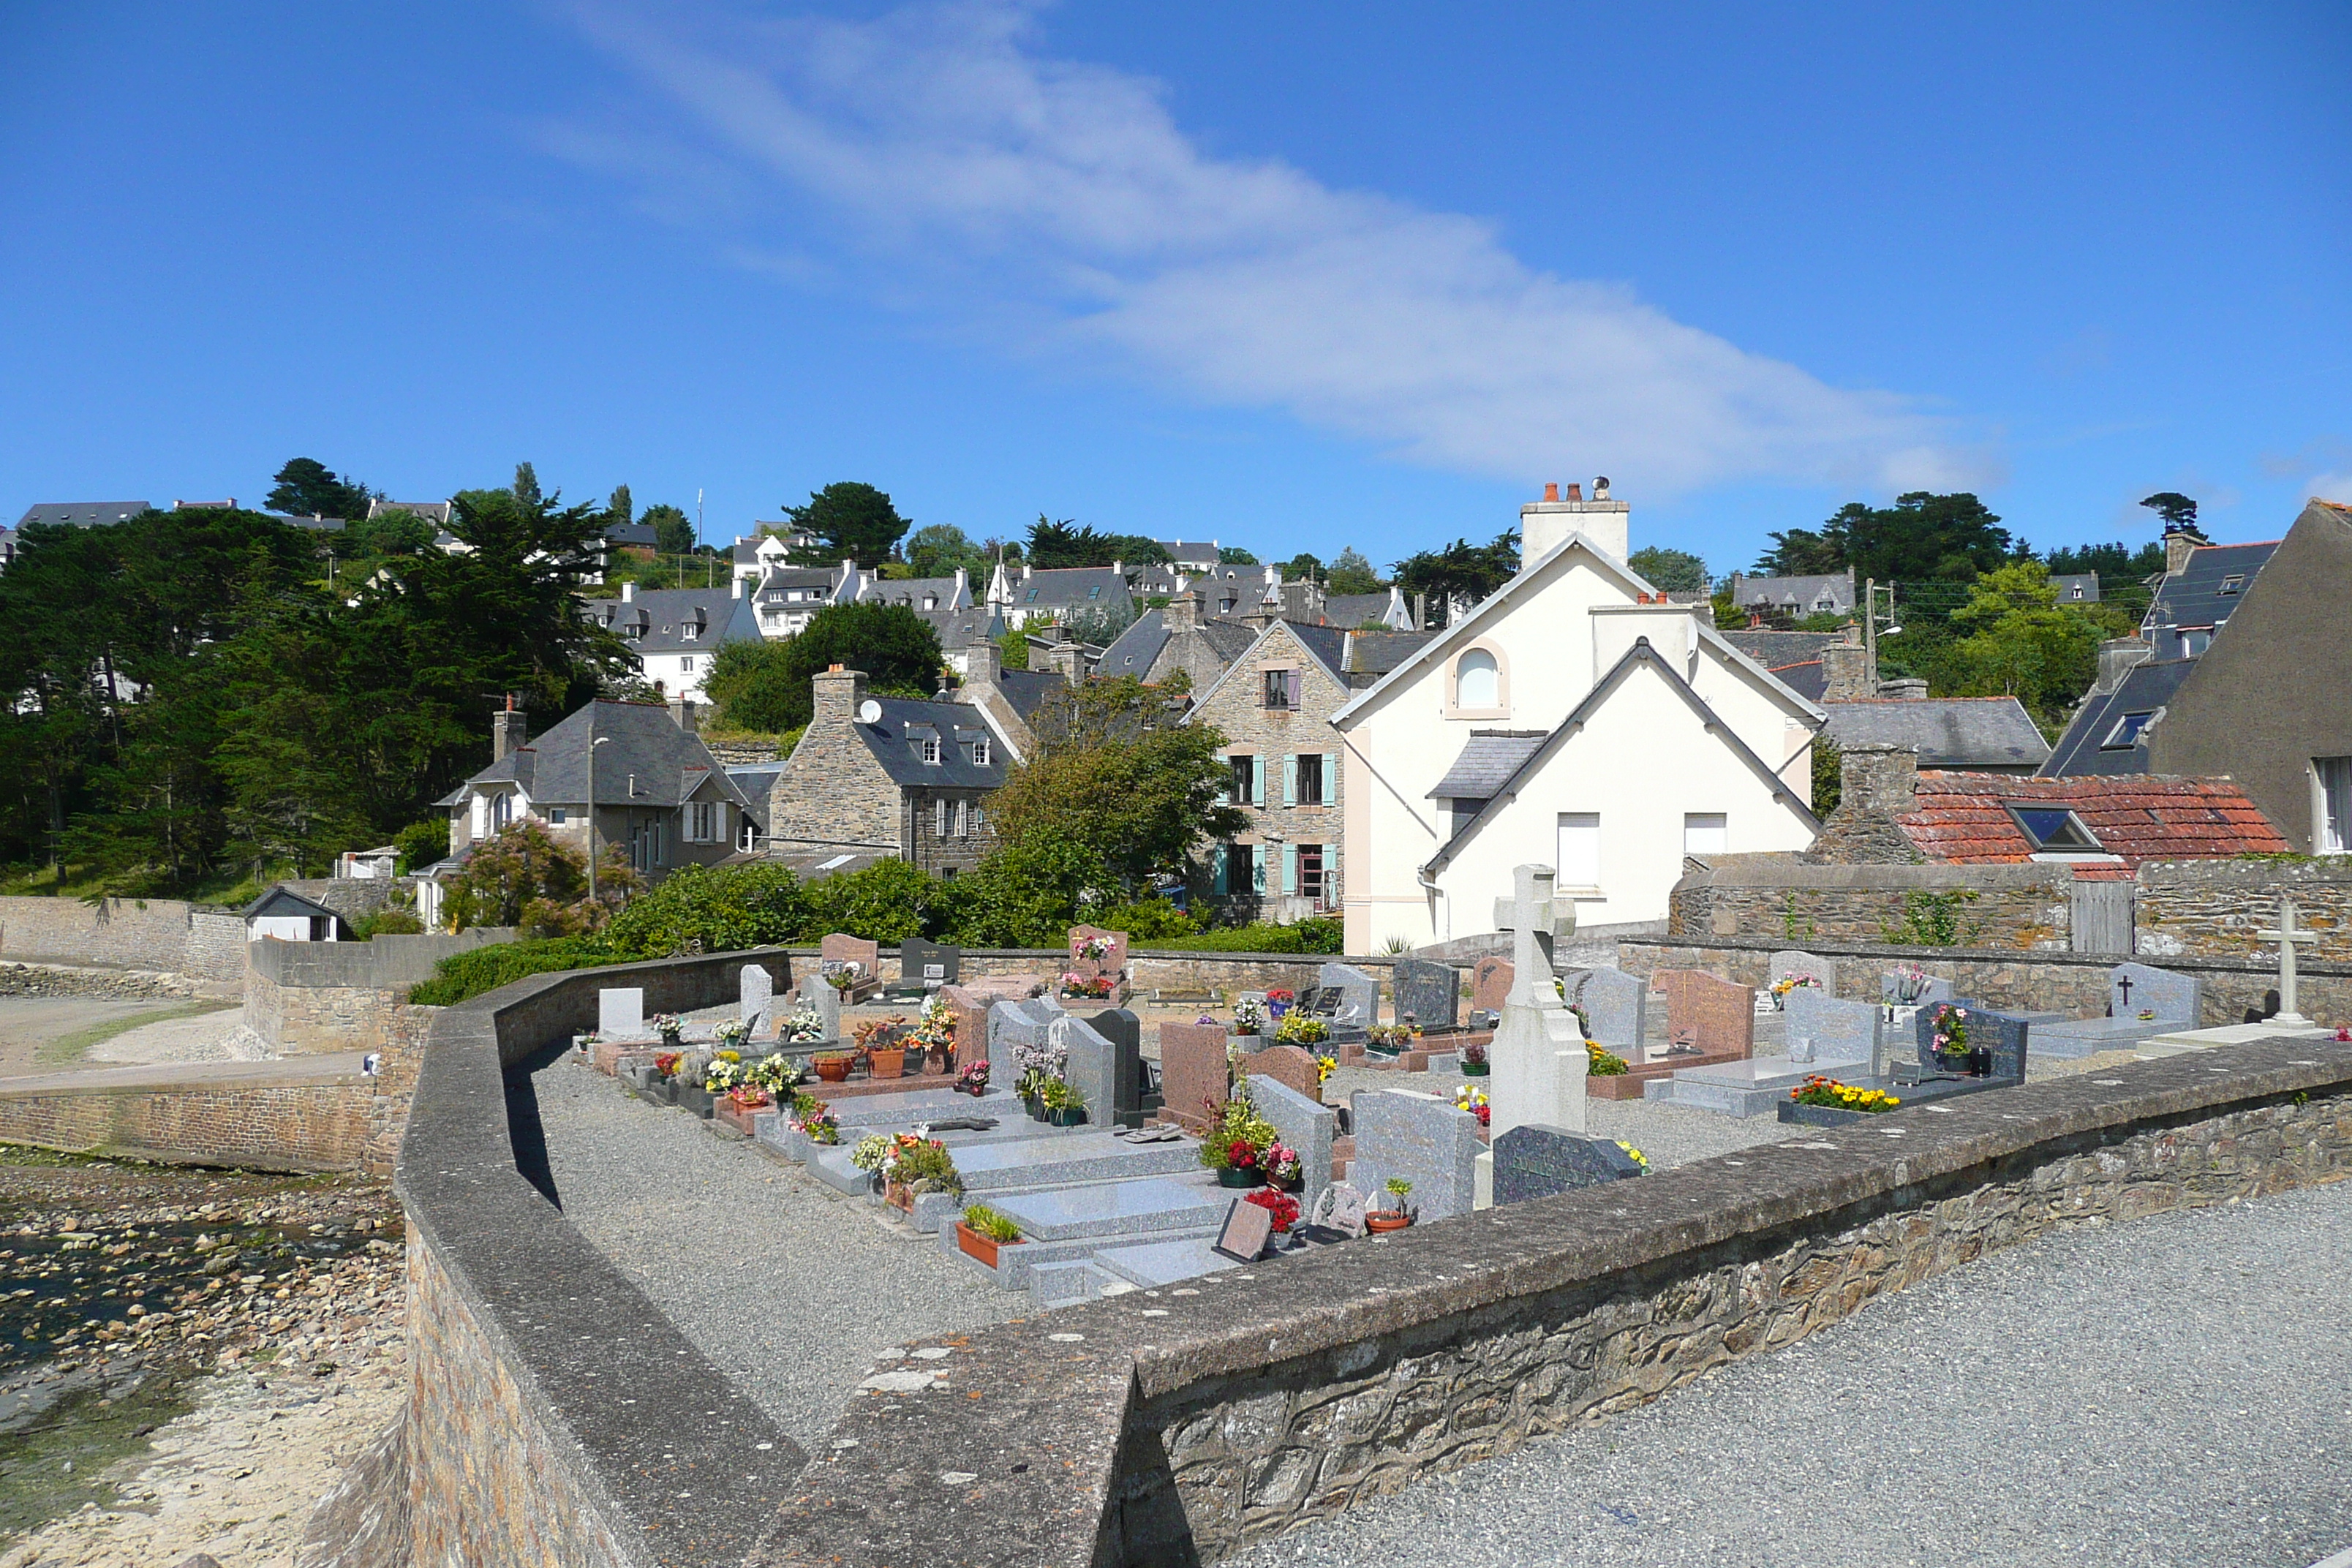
[1235,1179,2352,1568]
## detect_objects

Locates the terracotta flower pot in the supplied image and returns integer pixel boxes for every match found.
[1365,1211,1411,1233]
[869,1047,906,1079]
[956,1221,1022,1270]
[813,1055,852,1083]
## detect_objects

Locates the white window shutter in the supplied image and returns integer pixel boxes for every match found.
[1215,752,1230,806]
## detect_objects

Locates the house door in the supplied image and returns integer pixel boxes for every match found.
[2070,878,2133,954]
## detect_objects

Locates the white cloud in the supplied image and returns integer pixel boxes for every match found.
[2310,473,2352,504]
[562,1,1981,495]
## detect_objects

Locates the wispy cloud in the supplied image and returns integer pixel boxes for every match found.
[558,1,1984,495]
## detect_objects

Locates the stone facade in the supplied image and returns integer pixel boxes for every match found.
[1190,620,1347,916]
[1670,856,2072,949]
[1804,744,1926,864]
[766,669,906,852]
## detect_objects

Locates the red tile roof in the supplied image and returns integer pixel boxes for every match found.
[1896,772,2289,867]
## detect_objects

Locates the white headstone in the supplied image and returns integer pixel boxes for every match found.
[739,965,774,1037]
[1489,864,1588,1142]
[2258,897,2317,1025]
[599,987,645,1040]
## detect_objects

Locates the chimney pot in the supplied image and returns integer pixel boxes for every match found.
[1543,482,1560,502]
[1565,482,1583,502]
[620,581,636,602]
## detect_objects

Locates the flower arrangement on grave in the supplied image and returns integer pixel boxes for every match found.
[1262,1142,1303,1188]
[1789,1075,1901,1114]
[673,1049,714,1089]
[962,1204,1022,1243]
[704,1056,745,1093]
[851,1131,965,1199]
[1231,995,1268,1036]
[1586,1041,1629,1075]
[1039,1077,1087,1123]
[825,961,864,993]
[1009,1030,1067,1106]
[1074,933,1116,963]
[783,1003,830,1044]
[724,1085,772,1112]
[653,1051,682,1079]
[852,1016,906,1049]
[2136,1008,2157,1021]
[1265,987,1296,1021]
[1886,965,1932,1006]
[651,1014,685,1044]
[1616,1141,1649,1169]
[1314,1055,1338,1088]
[1769,973,1821,1007]
[1365,1022,1419,1049]
[1928,1003,1971,1063]
[714,1019,750,1049]
[1452,1085,1491,1128]
[748,1053,803,1093]
[1243,1188,1301,1234]
[789,1092,839,1145]
[1460,1039,1488,1068]
[1196,1090,1278,1175]
[1273,1010,1329,1046]
[955,1058,990,1096]
[1059,971,1115,1000]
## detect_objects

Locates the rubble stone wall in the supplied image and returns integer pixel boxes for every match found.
[0,1066,377,1172]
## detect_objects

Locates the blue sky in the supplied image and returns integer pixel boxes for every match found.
[4,2,2347,575]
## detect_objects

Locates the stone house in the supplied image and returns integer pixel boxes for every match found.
[762,666,1011,876]
[1096,592,1260,690]
[1332,480,1826,949]
[1186,619,1354,919]
[2044,498,2351,853]
[436,698,765,890]
[984,560,1134,630]
[580,581,765,704]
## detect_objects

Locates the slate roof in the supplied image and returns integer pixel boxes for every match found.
[1895,773,2287,866]
[583,587,761,654]
[605,521,660,549]
[2146,540,2280,633]
[1821,698,2051,770]
[848,698,1011,789]
[1772,660,1828,702]
[1344,630,1440,679]
[2051,573,2101,603]
[242,885,342,924]
[1726,570,1855,614]
[755,565,846,603]
[17,502,151,528]
[368,500,451,526]
[995,669,1066,723]
[1323,591,1413,630]
[1721,630,1845,668]
[860,573,971,614]
[1156,539,1222,568]
[1096,608,1169,679]
[1006,565,1131,611]
[1289,624,1349,683]
[1198,619,1259,663]
[457,699,758,813]
[928,604,1005,651]
[2040,658,2198,778]
[1427,733,1550,799]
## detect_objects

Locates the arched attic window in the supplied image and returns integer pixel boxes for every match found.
[1455,649,1499,709]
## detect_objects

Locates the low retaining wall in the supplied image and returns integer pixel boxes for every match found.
[2136,859,2352,962]
[1668,859,2072,949]
[0,1058,381,1172]
[247,929,514,1052]
[775,946,1396,998]
[370,944,2352,1567]
[0,893,245,981]
[1615,933,2352,1028]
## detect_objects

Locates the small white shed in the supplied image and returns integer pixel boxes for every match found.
[244,886,344,943]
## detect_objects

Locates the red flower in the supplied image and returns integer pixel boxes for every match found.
[1228,1139,1258,1167]
[1243,1188,1300,1232]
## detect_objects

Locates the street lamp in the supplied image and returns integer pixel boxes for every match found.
[587,725,614,902]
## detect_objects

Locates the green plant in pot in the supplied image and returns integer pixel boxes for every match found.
[1366,1177,1413,1232]
[1928,1003,1975,1073]
[1039,1076,1088,1127]
[957,1203,1023,1267]
[1458,1039,1489,1077]
[1197,1089,1278,1187]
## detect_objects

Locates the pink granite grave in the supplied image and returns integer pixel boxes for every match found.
[1156,1022,1232,1134]
[1654,970,1755,1060]
[1238,1044,1324,1105]
[1471,957,1515,1017]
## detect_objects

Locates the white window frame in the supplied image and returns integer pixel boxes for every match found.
[1684,813,1727,856]
[973,737,991,767]
[2316,757,2352,855]
[1556,812,1602,892]
[921,737,941,765]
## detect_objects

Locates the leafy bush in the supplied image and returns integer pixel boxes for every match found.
[353,909,424,938]
[943,840,1105,948]
[1083,897,1199,942]
[405,935,622,1006]
[393,819,451,875]
[602,862,809,958]
[1147,917,1343,954]
[804,859,946,943]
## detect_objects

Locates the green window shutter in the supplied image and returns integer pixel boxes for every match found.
[1282,754,1297,807]
[1213,844,1229,895]
[1283,843,1298,894]
[1251,848,1267,894]
[1324,752,1338,807]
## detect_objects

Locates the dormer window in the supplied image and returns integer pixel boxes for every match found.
[921,737,941,764]
[2100,712,2155,750]
[973,738,991,767]
[2217,574,2244,596]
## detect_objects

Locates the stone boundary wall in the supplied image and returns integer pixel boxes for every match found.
[1667,859,2072,949]
[778,946,1398,998]
[247,930,513,1052]
[0,894,246,981]
[756,1038,2352,1567]
[0,1059,379,1172]
[1616,932,2352,1028]
[347,949,804,1568]
[2136,859,2352,962]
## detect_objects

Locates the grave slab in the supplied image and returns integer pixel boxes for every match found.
[598,988,646,1041]
[991,1177,1230,1243]
[1090,1237,1240,1289]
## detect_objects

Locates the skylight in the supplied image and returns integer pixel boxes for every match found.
[2006,804,2102,853]
[2100,712,2155,750]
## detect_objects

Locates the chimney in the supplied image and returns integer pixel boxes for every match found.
[2097,636,2153,691]
[1165,589,1202,630]
[2163,524,2210,577]
[730,575,745,600]
[1022,561,1033,581]
[953,566,969,600]
[965,638,1001,687]
[491,698,527,761]
[1877,677,1929,701]
[1042,636,1085,683]
[1112,559,1123,578]
[1820,629,1872,703]
[1803,742,1924,864]
[1519,475,1629,563]
[620,581,637,602]
[1543,481,1559,502]
[813,664,870,728]
[667,696,698,733]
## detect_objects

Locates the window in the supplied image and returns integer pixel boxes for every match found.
[2101,711,2155,750]
[2183,630,2210,657]
[921,737,941,764]
[492,793,512,831]
[1298,843,1325,900]
[684,802,720,842]
[1448,797,1488,837]
[1296,752,1327,806]
[2006,804,2102,852]
[2218,574,2245,596]
[1262,668,1300,709]
[1225,842,1261,894]
[1229,755,1258,805]
[972,737,991,767]
[1684,813,1727,856]
[1025,588,1039,603]
[2318,758,2352,854]
[681,656,696,673]
[1556,812,1601,889]
[1455,649,1499,709]
[1088,585,1101,599]
[935,796,951,837]
[970,803,985,833]
[550,808,567,825]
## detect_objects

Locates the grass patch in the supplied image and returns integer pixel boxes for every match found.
[1142,918,1345,954]
[34,1003,239,1067]
[0,1365,200,1543]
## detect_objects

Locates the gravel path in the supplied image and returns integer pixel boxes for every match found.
[532,1058,1026,1449]
[1234,1179,2352,1568]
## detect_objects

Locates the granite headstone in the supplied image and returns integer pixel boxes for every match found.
[1471,957,1515,1019]
[1310,1181,1368,1239]
[1882,970,1956,1008]
[1768,949,1836,998]
[1316,963,1379,1028]
[1492,1125,1645,1205]
[1077,1007,1143,1126]
[1915,1000,2029,1080]
[598,987,645,1041]
[1654,970,1754,1059]
[2110,962,2200,1025]
[1247,1072,1337,1218]
[1782,986,1881,1069]
[739,965,774,1037]
[900,938,961,990]
[1238,1044,1323,1105]
[1561,968,1646,1050]
[1394,959,1460,1033]
[1156,1021,1232,1134]
[1349,1088,1481,1221]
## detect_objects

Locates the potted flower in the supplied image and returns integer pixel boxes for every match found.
[812,1051,854,1084]
[856,1016,911,1079]
[1273,1010,1329,1047]
[1367,1177,1414,1232]
[790,1092,840,1145]
[826,962,862,994]
[1452,1084,1491,1129]
[853,1130,963,1210]
[651,1013,685,1047]
[1928,1003,1978,1074]
[649,1050,683,1105]
[1458,1039,1490,1077]
[1040,1077,1088,1128]
[1265,987,1296,1021]
[1365,1022,1420,1053]
[1788,1075,1901,1116]
[1315,1055,1338,1091]
[1058,971,1114,1001]
[713,1018,750,1052]
[1586,1040,1629,1076]
[956,1204,1024,1268]
[783,1003,830,1046]
[749,1053,803,1096]
[1230,995,1267,1038]
[1262,1142,1303,1191]
[1243,1187,1300,1240]
[955,1058,991,1097]
[1768,973,1820,1011]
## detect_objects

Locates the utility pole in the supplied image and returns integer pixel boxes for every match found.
[1863,578,1877,688]
[586,722,612,904]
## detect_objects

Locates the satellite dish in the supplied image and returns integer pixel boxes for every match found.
[856,699,883,724]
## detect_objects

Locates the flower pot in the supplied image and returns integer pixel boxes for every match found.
[1365,1211,1411,1233]
[956,1221,1021,1270]
[1459,1061,1490,1077]
[1047,1106,1087,1128]
[813,1056,852,1084]
[1023,1095,1047,1120]
[869,1048,906,1080]
[1935,1051,1974,1077]
[1216,1166,1262,1189]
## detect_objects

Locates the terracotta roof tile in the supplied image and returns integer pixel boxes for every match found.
[1893,772,2289,867]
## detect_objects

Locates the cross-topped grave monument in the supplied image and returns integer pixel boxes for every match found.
[2259,897,2317,1026]
[1487,863,1589,1145]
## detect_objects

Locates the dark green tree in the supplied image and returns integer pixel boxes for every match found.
[1390,532,1520,627]
[1026,516,1118,569]
[265,458,374,521]
[1217,545,1259,565]
[1279,552,1324,583]
[1326,547,1382,595]
[1754,494,2014,585]
[904,523,990,580]
[641,503,695,557]
[606,484,633,527]
[2140,491,2198,531]
[2042,540,2166,581]
[709,603,943,734]
[512,462,543,510]
[1627,546,1708,593]
[784,482,910,565]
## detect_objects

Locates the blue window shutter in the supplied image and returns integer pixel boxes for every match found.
[1213,845,1228,895]
[1324,752,1338,806]
[1251,848,1267,894]
[1215,752,1229,806]
[1282,754,1296,807]
[1283,843,1297,894]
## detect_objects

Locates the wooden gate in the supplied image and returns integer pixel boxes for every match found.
[2070,878,2135,954]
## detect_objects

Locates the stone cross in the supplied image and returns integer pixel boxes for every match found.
[1487,863,1588,1150]
[2257,897,2317,1025]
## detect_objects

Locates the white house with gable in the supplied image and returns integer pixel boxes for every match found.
[1332,480,1825,951]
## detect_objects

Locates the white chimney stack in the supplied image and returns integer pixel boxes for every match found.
[620,581,637,602]
[1519,475,1630,566]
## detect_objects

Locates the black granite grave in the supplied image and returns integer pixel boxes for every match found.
[1086,1007,1146,1128]
[1394,959,1461,1036]
[1907,1000,2028,1083]
[1492,1124,1645,1205]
